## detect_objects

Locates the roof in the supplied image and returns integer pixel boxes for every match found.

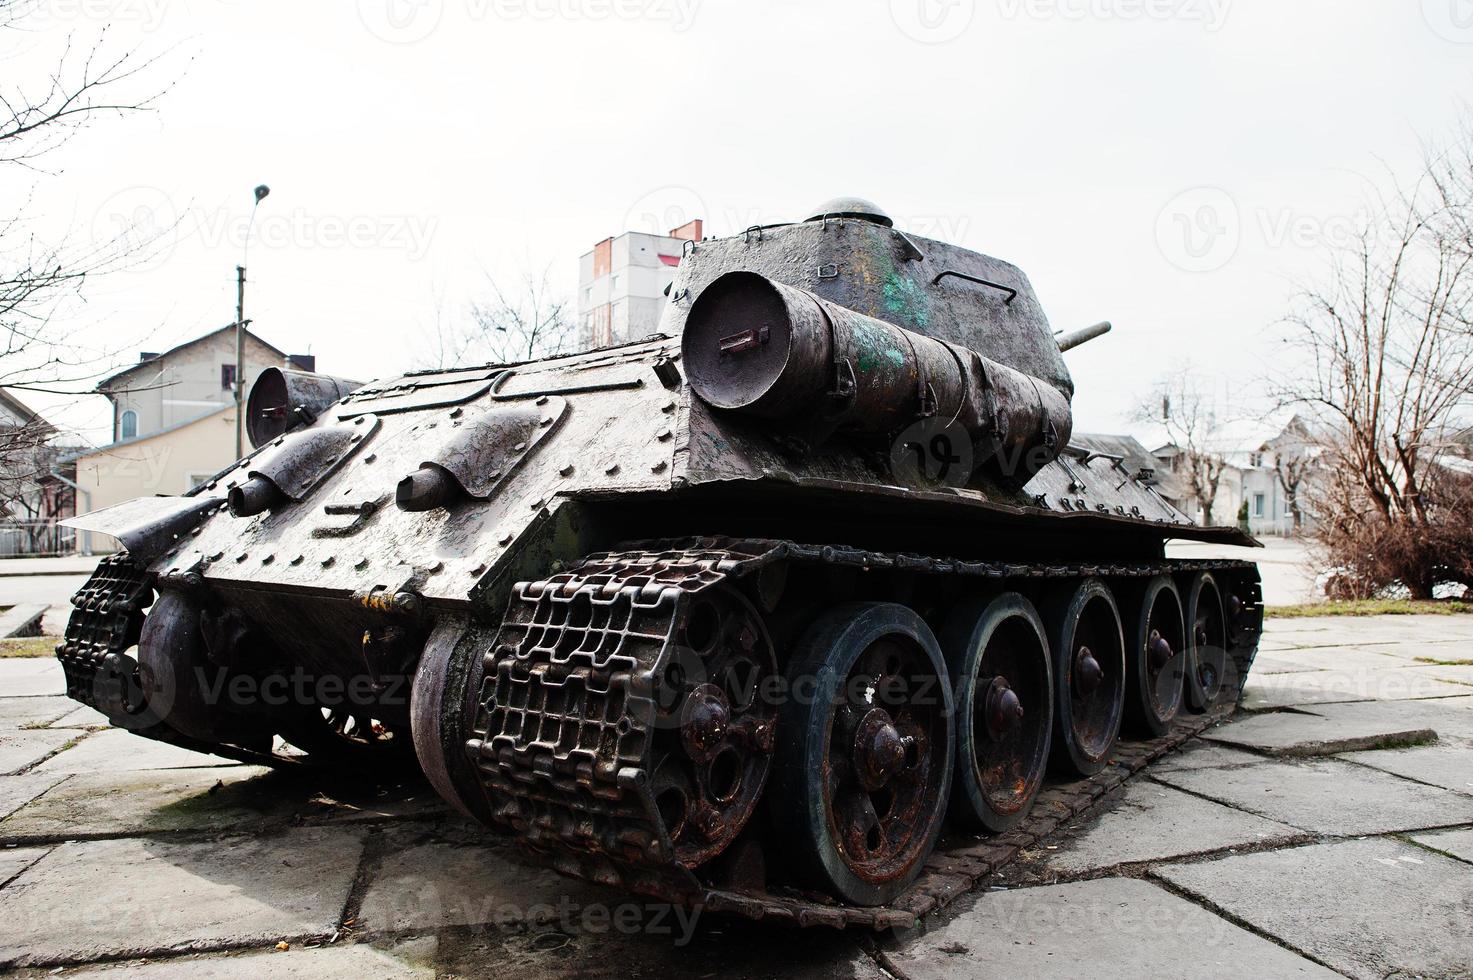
[96,324,291,391]
[1071,433,1160,476]
[0,388,55,435]
[60,405,231,463]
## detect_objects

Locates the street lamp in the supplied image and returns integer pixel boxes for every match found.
[235,184,271,459]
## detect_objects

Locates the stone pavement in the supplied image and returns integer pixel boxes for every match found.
[0,614,1470,978]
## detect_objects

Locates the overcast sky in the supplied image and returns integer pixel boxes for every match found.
[7,0,1472,448]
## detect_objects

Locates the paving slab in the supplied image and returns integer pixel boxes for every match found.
[0,604,46,638]
[1309,696,1473,740]
[887,877,1337,978]
[1410,827,1473,864]
[1242,666,1467,710]
[358,824,605,932]
[0,729,81,775]
[1156,837,1473,980]
[0,826,365,968]
[1340,739,1473,796]
[0,696,73,730]
[0,659,64,698]
[1203,706,1439,756]
[47,702,109,728]
[0,772,67,821]
[1152,739,1265,771]
[1155,757,1473,835]
[34,727,241,773]
[422,921,898,980]
[1250,647,1416,674]
[0,766,278,841]
[0,844,48,885]
[1046,780,1303,873]
[27,942,435,978]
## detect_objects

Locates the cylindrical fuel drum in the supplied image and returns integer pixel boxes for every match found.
[681,271,1073,486]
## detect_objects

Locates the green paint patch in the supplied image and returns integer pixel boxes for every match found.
[851,319,906,374]
[882,273,930,327]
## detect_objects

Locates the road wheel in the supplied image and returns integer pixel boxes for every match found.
[774,602,953,906]
[941,592,1053,833]
[1047,579,1125,776]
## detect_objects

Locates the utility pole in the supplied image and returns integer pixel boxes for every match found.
[234,264,247,459]
[234,184,271,460]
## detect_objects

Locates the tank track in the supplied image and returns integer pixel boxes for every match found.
[54,554,300,769]
[466,537,1261,931]
[56,553,154,713]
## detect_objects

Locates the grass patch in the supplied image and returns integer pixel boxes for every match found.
[1267,599,1473,618]
[0,636,58,658]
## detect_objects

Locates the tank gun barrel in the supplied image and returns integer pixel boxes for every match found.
[1056,321,1112,353]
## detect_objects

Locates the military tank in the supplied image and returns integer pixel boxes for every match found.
[60,197,1262,928]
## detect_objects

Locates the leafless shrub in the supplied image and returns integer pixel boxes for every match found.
[1282,117,1473,598]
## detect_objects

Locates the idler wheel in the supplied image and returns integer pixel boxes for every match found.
[650,589,778,869]
[1124,576,1187,737]
[1184,571,1231,712]
[941,592,1053,834]
[774,602,953,907]
[1046,579,1126,776]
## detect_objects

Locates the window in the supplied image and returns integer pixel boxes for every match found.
[119,410,137,440]
[185,472,211,490]
[221,364,237,391]
[611,274,622,293]
[1252,493,1265,518]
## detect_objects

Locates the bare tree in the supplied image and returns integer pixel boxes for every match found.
[430,264,575,369]
[1265,416,1319,533]
[0,3,178,522]
[1134,369,1230,525]
[0,4,179,397]
[1281,119,1473,598]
